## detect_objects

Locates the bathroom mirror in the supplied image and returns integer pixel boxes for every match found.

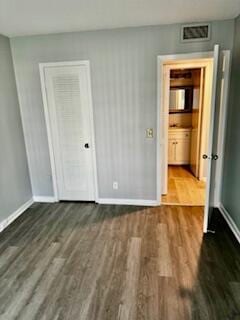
[169,86,193,113]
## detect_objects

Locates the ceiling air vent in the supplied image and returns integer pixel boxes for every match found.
[181,23,210,42]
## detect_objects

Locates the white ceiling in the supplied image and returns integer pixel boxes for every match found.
[0,0,240,37]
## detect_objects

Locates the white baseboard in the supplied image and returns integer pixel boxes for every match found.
[33,196,57,203]
[218,203,240,244]
[97,198,158,206]
[0,198,34,233]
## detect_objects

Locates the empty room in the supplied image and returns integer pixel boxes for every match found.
[1,0,240,319]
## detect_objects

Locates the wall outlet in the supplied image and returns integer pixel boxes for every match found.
[146,128,154,138]
[113,181,118,190]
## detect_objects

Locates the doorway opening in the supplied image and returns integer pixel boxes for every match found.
[157,48,231,232]
[161,64,213,206]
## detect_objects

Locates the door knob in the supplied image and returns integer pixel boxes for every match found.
[203,154,219,160]
[84,143,89,149]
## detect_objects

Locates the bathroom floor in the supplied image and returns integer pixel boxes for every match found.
[161,165,206,206]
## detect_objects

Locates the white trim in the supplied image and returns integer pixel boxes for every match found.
[156,56,162,203]
[97,198,158,206]
[86,62,99,202]
[0,198,34,233]
[39,60,91,68]
[39,60,99,202]
[158,51,213,65]
[218,204,240,244]
[33,196,57,203]
[162,65,170,194]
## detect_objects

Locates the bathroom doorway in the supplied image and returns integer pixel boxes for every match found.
[162,66,210,206]
[157,48,231,232]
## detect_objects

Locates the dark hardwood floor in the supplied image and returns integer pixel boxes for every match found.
[0,202,239,320]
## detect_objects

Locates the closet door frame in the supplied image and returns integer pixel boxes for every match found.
[39,60,99,202]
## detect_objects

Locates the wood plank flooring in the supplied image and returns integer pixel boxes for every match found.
[162,165,206,206]
[0,202,239,320]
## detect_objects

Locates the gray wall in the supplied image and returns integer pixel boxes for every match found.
[0,34,32,223]
[222,15,240,228]
[10,20,234,200]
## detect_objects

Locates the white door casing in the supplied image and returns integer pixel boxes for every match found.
[40,61,97,201]
[190,68,204,178]
[158,53,214,199]
[161,65,171,195]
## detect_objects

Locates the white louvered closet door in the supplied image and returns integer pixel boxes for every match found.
[44,64,95,201]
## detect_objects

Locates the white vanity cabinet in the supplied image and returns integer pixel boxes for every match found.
[168,128,191,165]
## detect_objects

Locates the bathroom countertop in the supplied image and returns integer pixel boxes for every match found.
[168,126,192,130]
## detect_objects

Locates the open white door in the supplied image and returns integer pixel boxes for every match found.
[203,45,220,232]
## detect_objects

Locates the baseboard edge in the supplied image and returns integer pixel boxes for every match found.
[33,196,57,203]
[97,198,158,206]
[218,203,240,244]
[0,198,34,233]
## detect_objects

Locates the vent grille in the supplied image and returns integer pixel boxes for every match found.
[181,24,210,42]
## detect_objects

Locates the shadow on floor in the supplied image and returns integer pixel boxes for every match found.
[180,210,240,319]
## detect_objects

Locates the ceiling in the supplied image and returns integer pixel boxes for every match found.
[0,0,240,37]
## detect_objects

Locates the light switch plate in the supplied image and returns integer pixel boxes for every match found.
[146,128,154,138]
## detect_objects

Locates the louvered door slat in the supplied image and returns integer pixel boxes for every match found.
[44,64,95,200]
